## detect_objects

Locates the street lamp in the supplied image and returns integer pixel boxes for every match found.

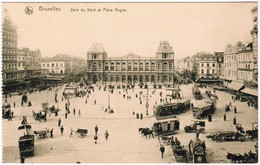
[145,89,149,116]
[108,72,110,111]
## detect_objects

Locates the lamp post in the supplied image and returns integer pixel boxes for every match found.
[108,72,110,111]
[145,89,149,116]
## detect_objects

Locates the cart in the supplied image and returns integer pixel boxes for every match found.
[34,128,49,139]
[76,129,88,137]
[184,120,205,133]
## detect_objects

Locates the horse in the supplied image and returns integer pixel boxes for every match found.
[226,152,244,163]
[245,130,258,140]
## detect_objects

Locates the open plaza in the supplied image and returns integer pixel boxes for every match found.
[2,83,258,163]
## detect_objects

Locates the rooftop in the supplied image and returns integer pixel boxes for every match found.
[87,43,106,54]
[156,41,174,54]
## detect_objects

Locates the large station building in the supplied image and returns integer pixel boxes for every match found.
[86,41,175,84]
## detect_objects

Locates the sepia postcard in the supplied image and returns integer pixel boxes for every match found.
[1,2,258,163]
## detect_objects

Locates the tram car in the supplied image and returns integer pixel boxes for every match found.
[18,124,35,157]
[192,85,203,100]
[2,101,11,119]
[63,86,79,98]
[152,118,180,136]
[192,102,215,119]
[153,99,191,119]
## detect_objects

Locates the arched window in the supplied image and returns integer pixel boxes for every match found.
[116,62,121,70]
[93,62,97,71]
[139,63,144,71]
[134,63,138,71]
[163,62,168,70]
[128,63,132,70]
[110,63,115,71]
[122,62,126,71]
[151,63,156,71]
[145,63,149,70]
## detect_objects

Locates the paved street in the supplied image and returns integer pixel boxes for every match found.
[2,84,257,163]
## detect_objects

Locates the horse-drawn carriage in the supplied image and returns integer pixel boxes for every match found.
[76,129,88,138]
[42,102,60,114]
[32,110,47,122]
[184,120,205,133]
[227,151,258,163]
[172,144,189,163]
[18,124,35,157]
[34,128,49,139]
[152,118,180,136]
[2,101,11,119]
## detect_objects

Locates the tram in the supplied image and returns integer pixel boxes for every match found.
[192,102,215,119]
[153,99,191,119]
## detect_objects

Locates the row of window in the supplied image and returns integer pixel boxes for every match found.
[3,63,17,70]
[4,72,24,80]
[200,63,216,67]
[3,56,16,61]
[3,41,17,48]
[3,48,16,54]
[238,71,253,81]
[3,34,17,40]
[201,69,215,74]
[225,70,237,78]
[42,63,64,67]
[238,53,253,61]
[238,63,252,70]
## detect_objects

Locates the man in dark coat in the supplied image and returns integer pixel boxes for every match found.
[160,145,165,158]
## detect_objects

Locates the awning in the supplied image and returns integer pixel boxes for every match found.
[44,77,62,81]
[227,81,245,91]
[241,88,258,97]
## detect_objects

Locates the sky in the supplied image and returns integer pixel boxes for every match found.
[2,2,257,59]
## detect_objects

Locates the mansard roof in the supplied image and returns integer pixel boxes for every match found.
[121,52,141,59]
[88,43,106,54]
[156,41,174,54]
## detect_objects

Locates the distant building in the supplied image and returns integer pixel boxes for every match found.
[2,8,25,84]
[251,6,258,83]
[214,52,224,77]
[86,41,175,84]
[237,43,254,82]
[198,54,217,78]
[41,54,73,75]
[224,42,245,81]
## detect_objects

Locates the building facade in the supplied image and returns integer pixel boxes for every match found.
[214,52,224,77]
[198,54,217,77]
[86,41,175,84]
[2,8,25,84]
[224,42,245,80]
[237,44,254,82]
[251,6,258,82]
[41,58,66,74]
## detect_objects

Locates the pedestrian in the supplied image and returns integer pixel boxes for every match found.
[65,112,68,119]
[233,117,237,125]
[133,111,135,115]
[95,125,99,135]
[78,109,81,116]
[13,102,16,108]
[50,128,54,138]
[159,145,165,158]
[94,135,98,144]
[60,125,64,136]
[140,113,143,120]
[94,100,96,105]
[20,156,25,163]
[234,106,237,113]
[70,128,73,138]
[224,113,226,121]
[104,130,109,141]
[8,113,12,121]
[85,98,87,104]
[58,118,61,127]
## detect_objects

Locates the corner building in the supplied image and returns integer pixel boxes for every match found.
[86,41,175,84]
